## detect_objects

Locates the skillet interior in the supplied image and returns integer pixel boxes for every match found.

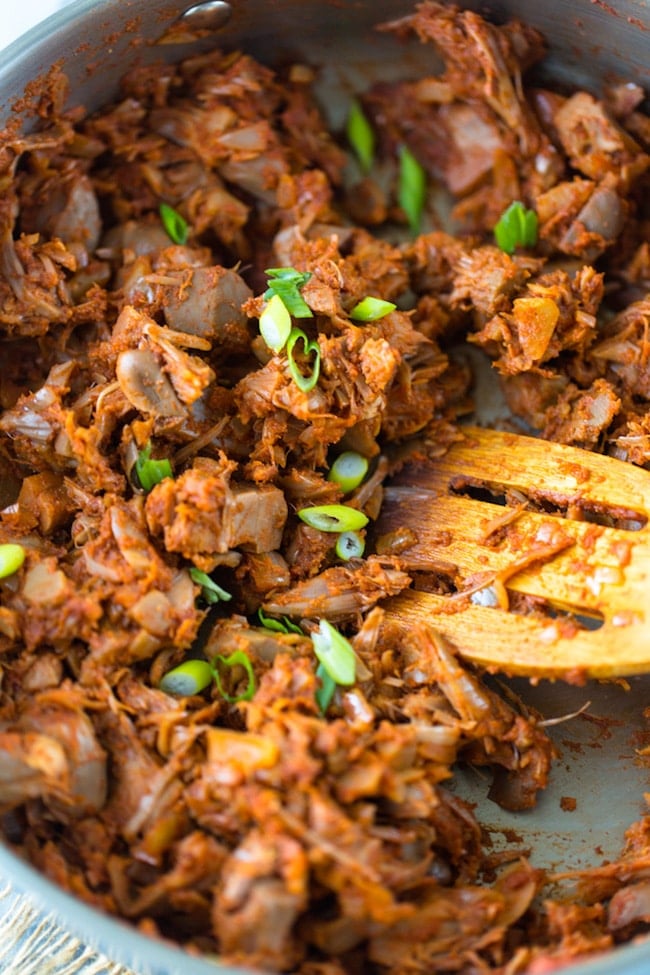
[0,2,650,973]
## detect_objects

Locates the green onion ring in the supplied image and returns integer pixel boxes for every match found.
[346,99,375,174]
[259,293,292,352]
[282,616,304,634]
[264,267,313,318]
[159,659,214,696]
[189,568,232,604]
[398,144,427,236]
[328,451,369,493]
[494,200,538,254]
[212,650,256,702]
[335,531,365,561]
[133,442,173,492]
[315,661,337,713]
[257,608,302,634]
[298,503,369,533]
[349,296,396,322]
[0,543,26,579]
[311,620,356,686]
[286,328,321,392]
[159,202,189,245]
[257,607,291,632]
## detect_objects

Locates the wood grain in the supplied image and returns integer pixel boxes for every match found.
[378,427,650,678]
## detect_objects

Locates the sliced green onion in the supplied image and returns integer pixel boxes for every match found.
[284,618,304,635]
[298,503,369,533]
[335,531,365,561]
[259,293,292,353]
[257,607,290,632]
[286,328,321,392]
[349,296,396,322]
[159,659,214,696]
[162,652,256,702]
[134,442,173,492]
[264,267,313,318]
[190,567,232,604]
[212,650,256,702]
[257,608,303,634]
[315,661,337,713]
[311,620,356,686]
[523,208,538,245]
[0,543,25,579]
[159,202,189,245]
[328,451,369,493]
[398,144,427,236]
[494,200,539,255]
[346,99,375,174]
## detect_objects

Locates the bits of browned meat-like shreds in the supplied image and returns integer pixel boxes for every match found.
[373,1,564,233]
[470,264,604,374]
[2,2,650,972]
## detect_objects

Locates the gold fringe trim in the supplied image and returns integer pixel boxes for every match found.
[0,881,135,975]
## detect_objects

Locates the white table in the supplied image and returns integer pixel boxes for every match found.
[0,0,74,52]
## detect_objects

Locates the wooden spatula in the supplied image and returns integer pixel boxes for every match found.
[376,426,650,680]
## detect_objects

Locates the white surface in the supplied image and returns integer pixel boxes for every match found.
[0,0,75,54]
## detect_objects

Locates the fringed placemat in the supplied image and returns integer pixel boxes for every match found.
[0,881,137,975]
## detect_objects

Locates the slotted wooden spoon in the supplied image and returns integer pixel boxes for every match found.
[377,426,650,679]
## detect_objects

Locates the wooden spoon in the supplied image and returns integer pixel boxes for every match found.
[376,427,650,679]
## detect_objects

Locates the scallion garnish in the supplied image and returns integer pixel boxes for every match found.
[494,201,539,254]
[298,503,369,533]
[264,267,313,318]
[283,616,303,634]
[311,620,356,686]
[259,293,292,353]
[335,530,365,561]
[212,650,256,702]
[257,608,290,632]
[134,442,173,492]
[346,99,375,174]
[0,543,25,579]
[189,567,232,604]
[159,651,256,703]
[159,202,189,245]
[257,607,303,634]
[328,451,369,493]
[398,144,427,236]
[315,661,337,713]
[286,328,321,392]
[159,659,214,696]
[349,296,396,322]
